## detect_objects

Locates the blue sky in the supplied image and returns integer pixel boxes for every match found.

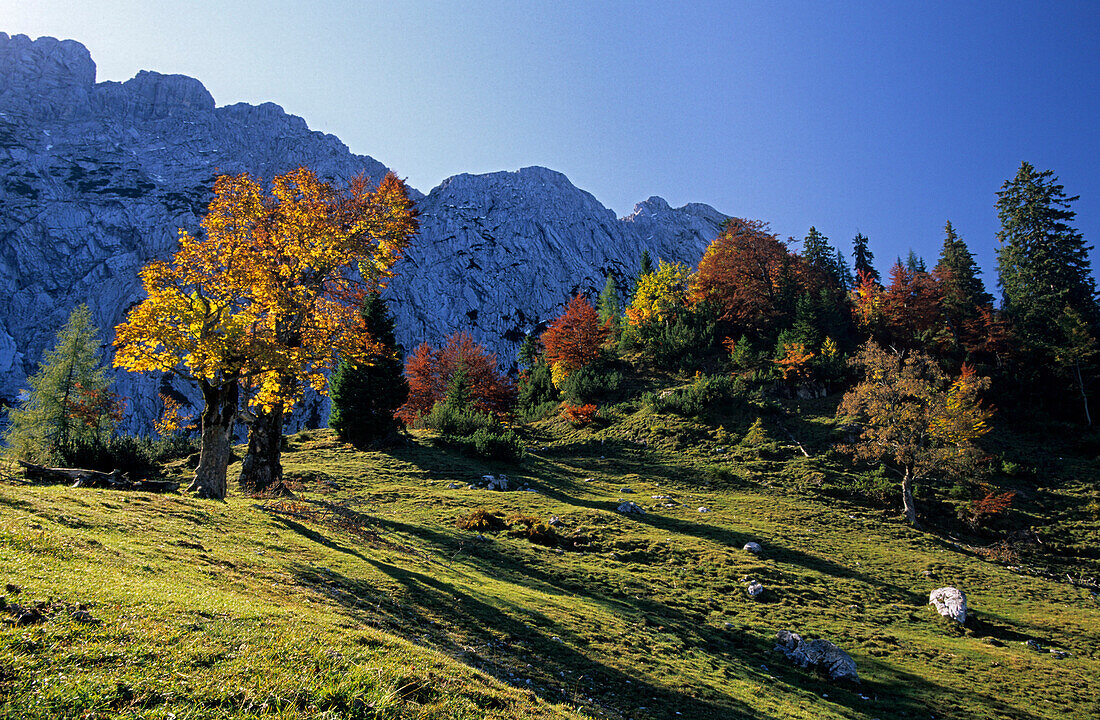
[4,0,1098,285]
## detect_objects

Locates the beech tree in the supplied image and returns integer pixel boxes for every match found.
[114,168,417,499]
[838,342,992,527]
[881,261,945,350]
[691,218,802,333]
[396,331,515,425]
[625,260,692,327]
[542,294,609,385]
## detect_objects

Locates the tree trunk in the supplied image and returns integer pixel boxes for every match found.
[901,468,920,528]
[1075,359,1092,427]
[239,404,284,493]
[188,379,238,500]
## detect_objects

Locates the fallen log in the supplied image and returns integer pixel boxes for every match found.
[17,462,179,493]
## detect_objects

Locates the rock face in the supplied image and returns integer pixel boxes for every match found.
[774,630,859,683]
[0,33,727,430]
[929,587,967,624]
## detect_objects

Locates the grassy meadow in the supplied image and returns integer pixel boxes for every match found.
[1,391,1098,719]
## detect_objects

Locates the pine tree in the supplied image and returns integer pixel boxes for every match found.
[852,232,879,284]
[3,304,118,462]
[935,221,992,341]
[996,162,1099,344]
[329,291,409,448]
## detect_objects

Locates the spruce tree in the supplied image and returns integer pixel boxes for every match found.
[905,249,927,274]
[801,227,833,274]
[852,232,879,284]
[597,274,622,336]
[639,250,654,278]
[935,221,992,332]
[2,304,116,462]
[329,291,408,447]
[996,161,1099,344]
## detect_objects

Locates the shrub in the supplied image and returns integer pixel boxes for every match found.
[517,400,560,424]
[48,433,195,479]
[504,512,560,547]
[518,362,557,411]
[561,403,598,427]
[417,400,495,437]
[648,374,744,418]
[467,426,525,463]
[558,362,622,405]
[456,507,505,532]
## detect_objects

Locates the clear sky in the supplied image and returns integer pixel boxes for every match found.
[4,0,1098,284]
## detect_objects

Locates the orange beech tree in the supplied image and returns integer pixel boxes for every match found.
[881,261,946,350]
[690,218,805,333]
[397,331,516,425]
[114,168,417,499]
[837,342,992,527]
[541,294,609,385]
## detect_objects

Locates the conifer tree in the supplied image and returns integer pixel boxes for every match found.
[639,250,654,278]
[597,274,622,336]
[996,162,1099,344]
[935,221,992,341]
[852,232,879,284]
[329,291,408,448]
[3,305,118,462]
[801,227,833,276]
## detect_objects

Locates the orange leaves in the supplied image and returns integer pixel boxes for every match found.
[561,403,598,427]
[691,218,803,330]
[773,343,815,381]
[396,332,516,425]
[541,295,609,380]
[113,167,418,412]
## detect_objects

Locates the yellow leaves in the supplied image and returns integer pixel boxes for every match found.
[113,167,419,411]
[549,361,570,388]
[625,261,692,327]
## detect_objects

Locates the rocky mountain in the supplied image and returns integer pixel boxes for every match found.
[0,33,727,430]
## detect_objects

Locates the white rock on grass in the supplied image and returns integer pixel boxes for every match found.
[698,506,710,513]
[774,630,859,683]
[617,501,646,514]
[929,587,967,624]
[743,542,763,554]
[746,581,764,599]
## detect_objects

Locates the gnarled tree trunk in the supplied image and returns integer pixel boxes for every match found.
[188,379,239,500]
[239,404,284,493]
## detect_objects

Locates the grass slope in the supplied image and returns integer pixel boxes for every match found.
[1,405,1098,719]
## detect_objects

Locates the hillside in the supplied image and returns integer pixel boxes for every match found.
[3,390,1098,719]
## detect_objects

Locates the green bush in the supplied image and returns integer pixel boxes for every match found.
[518,362,557,410]
[559,363,622,405]
[417,401,495,437]
[517,400,560,424]
[646,374,744,418]
[49,433,196,479]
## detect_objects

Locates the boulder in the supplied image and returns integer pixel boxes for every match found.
[774,630,859,683]
[486,475,509,491]
[698,506,710,513]
[746,581,764,599]
[617,501,646,514]
[929,587,967,624]
[743,542,763,554]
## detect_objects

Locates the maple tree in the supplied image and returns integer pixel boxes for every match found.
[541,294,609,384]
[396,331,516,425]
[691,218,804,332]
[773,342,815,382]
[837,342,992,527]
[114,168,417,499]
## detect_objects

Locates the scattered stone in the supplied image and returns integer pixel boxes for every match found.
[746,581,764,599]
[698,506,710,513]
[715,446,726,453]
[929,587,967,624]
[774,630,859,683]
[620,487,634,493]
[743,542,763,554]
[1051,650,1070,660]
[447,483,462,489]
[487,475,509,491]
[617,501,646,514]
[583,478,595,483]
[548,515,564,527]
[1026,639,1044,652]
[652,494,671,499]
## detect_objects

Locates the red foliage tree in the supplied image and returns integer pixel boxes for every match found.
[541,294,609,379]
[396,331,516,424]
[882,262,945,348]
[691,218,805,331]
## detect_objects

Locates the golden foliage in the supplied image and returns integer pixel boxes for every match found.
[625,260,692,327]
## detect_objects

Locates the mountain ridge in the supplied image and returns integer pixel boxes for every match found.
[0,32,727,429]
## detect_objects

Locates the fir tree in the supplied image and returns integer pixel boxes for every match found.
[852,232,879,284]
[3,304,117,462]
[996,162,1099,343]
[905,249,927,273]
[801,227,833,275]
[329,291,408,448]
[517,331,540,370]
[935,221,992,338]
[834,248,855,290]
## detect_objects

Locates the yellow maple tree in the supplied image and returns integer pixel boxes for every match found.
[114,168,418,499]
